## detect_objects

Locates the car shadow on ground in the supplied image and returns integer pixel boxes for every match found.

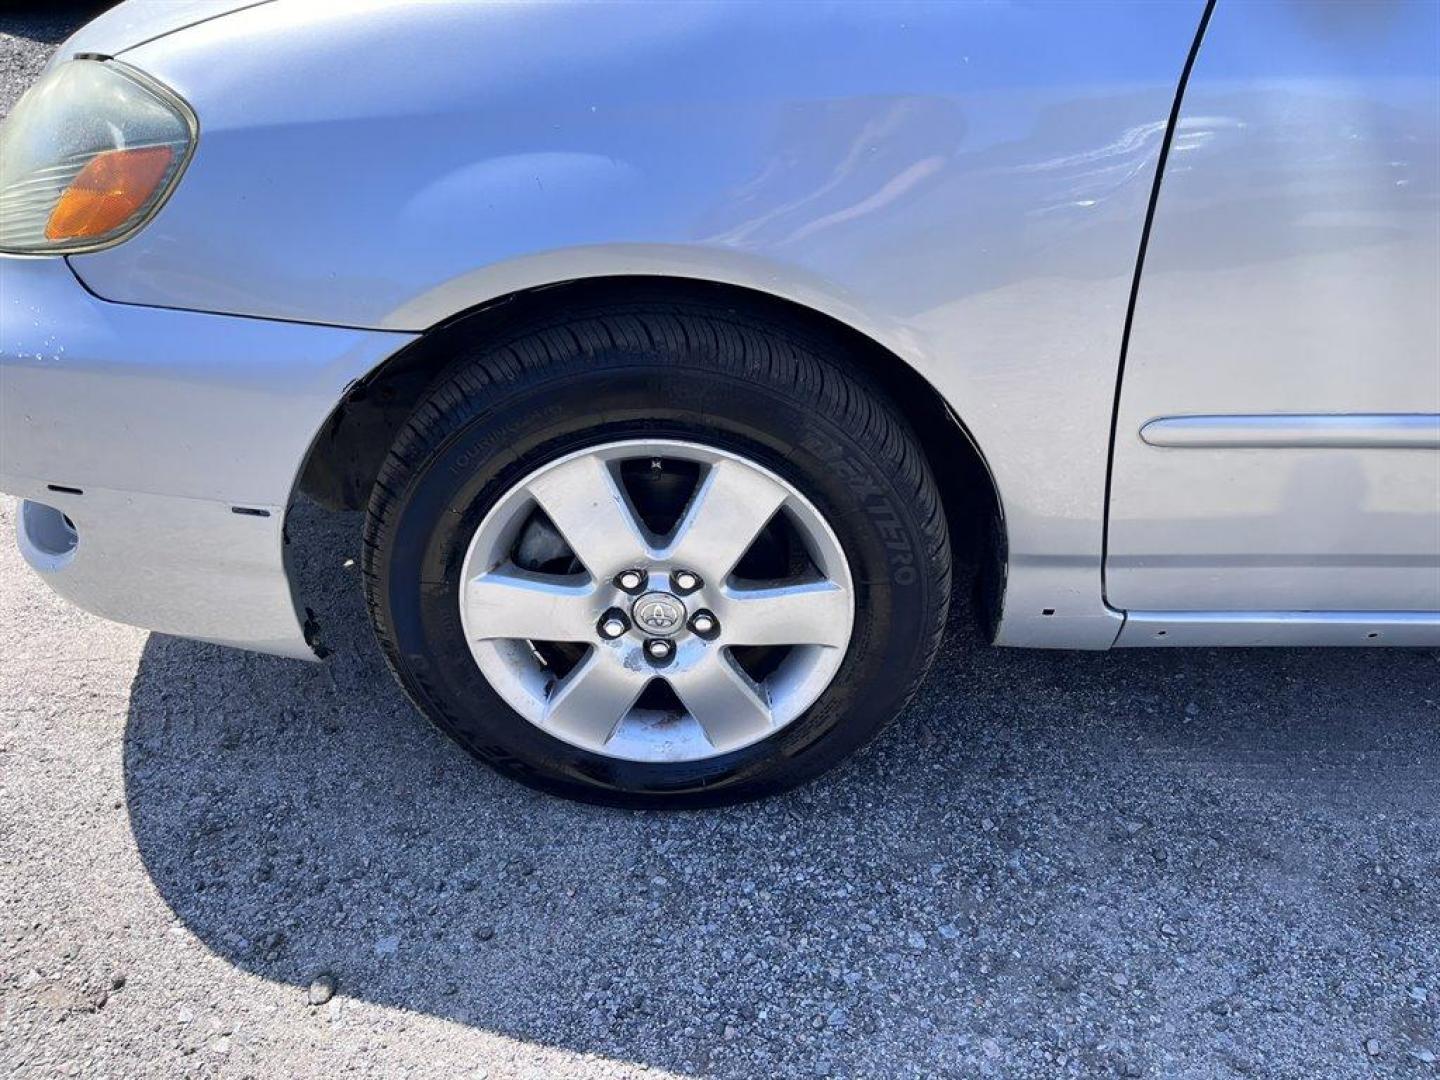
[121,502,1440,1077]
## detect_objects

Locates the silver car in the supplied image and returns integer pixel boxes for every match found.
[2,0,1436,805]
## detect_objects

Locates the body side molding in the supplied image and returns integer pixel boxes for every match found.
[1139,413,1440,449]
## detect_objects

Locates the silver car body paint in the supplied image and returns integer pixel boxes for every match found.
[1107,0,1440,614]
[2,0,1437,658]
[0,258,412,656]
[39,0,270,74]
[63,0,1212,650]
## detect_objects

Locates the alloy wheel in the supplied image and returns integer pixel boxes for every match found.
[458,439,855,762]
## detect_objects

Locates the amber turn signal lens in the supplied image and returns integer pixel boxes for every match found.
[44,145,174,242]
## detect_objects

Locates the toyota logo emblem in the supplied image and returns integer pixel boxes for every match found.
[632,592,685,636]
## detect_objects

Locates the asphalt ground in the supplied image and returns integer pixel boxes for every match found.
[2,11,1438,1079]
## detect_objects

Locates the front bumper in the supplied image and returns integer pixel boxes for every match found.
[0,257,414,658]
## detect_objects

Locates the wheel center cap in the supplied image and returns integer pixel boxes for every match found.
[632,591,686,637]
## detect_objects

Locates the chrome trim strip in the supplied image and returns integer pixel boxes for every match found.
[1139,413,1440,449]
[1116,609,1440,648]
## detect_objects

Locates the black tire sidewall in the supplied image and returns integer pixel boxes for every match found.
[374,360,938,805]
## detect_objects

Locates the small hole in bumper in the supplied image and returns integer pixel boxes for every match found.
[18,499,79,571]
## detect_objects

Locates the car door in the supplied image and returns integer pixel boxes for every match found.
[1106,0,1440,624]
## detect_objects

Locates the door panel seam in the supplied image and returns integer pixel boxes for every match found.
[1099,0,1218,609]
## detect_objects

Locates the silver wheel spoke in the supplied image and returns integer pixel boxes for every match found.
[666,653,774,753]
[526,453,650,580]
[543,649,649,748]
[665,458,788,582]
[718,580,852,648]
[464,568,597,643]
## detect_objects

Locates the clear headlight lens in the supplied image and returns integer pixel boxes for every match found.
[0,60,195,254]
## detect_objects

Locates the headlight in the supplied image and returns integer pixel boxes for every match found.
[0,60,195,254]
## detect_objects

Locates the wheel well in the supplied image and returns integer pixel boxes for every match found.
[295,276,1005,633]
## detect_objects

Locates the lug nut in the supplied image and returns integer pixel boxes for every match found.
[615,569,646,592]
[645,639,674,661]
[672,570,701,593]
[690,612,717,636]
[598,609,629,639]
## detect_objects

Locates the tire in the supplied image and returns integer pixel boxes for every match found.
[362,295,950,807]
